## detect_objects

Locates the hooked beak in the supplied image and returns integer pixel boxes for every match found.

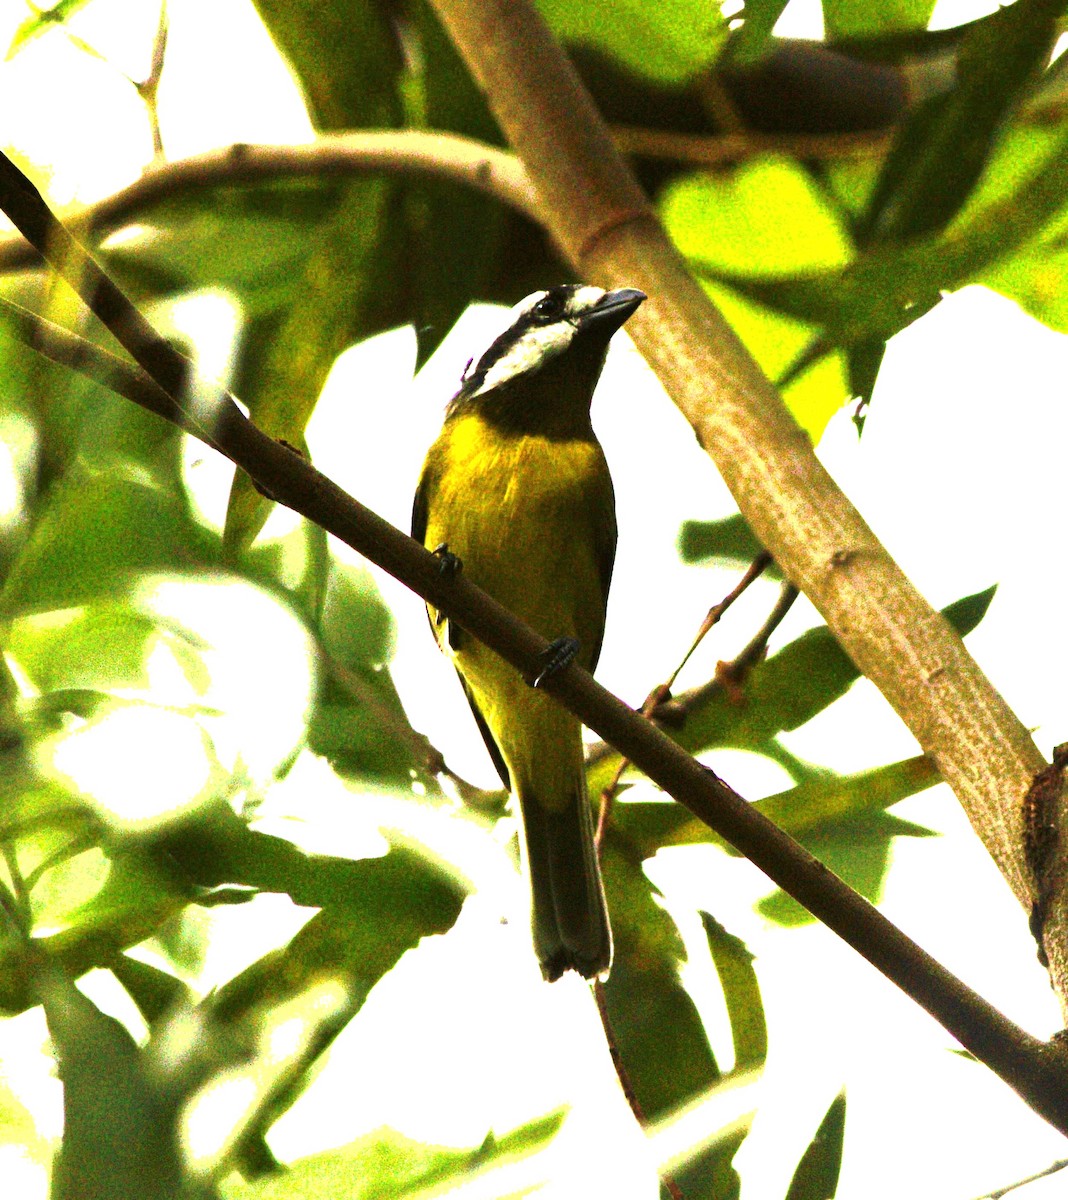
[582,287,646,334]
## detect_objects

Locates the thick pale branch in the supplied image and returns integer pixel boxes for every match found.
[2,151,1067,1133]
[426,0,1048,981]
[0,131,539,274]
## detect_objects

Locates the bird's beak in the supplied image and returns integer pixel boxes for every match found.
[582,287,646,334]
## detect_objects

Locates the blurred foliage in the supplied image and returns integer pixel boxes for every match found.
[0,0,1043,1194]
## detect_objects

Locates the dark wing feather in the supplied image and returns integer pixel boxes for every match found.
[411,467,430,547]
[457,675,511,789]
[413,461,467,653]
[587,468,618,675]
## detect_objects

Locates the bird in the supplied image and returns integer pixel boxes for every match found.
[412,283,646,981]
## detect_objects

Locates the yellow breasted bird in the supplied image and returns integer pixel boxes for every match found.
[412,284,645,981]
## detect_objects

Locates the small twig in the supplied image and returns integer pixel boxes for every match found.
[609,124,891,165]
[593,980,686,1200]
[663,580,799,725]
[133,0,169,159]
[595,553,773,848]
[971,1157,1068,1200]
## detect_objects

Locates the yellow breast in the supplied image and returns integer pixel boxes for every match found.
[421,411,609,655]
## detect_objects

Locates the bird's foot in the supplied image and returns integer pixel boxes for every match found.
[432,543,463,577]
[532,637,580,689]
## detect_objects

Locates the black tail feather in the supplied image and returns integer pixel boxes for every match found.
[521,778,612,981]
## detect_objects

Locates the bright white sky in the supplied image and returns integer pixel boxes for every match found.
[1,1,1068,1198]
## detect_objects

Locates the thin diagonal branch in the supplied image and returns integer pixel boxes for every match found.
[2,151,1068,1135]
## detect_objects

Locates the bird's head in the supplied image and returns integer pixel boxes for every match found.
[448,285,645,434]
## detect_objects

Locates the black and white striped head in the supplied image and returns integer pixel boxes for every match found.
[453,285,645,405]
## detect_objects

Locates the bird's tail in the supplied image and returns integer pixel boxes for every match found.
[520,777,612,981]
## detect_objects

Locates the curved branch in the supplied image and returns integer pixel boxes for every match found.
[610,124,890,164]
[2,149,1067,1134]
[425,0,1051,997]
[0,131,539,274]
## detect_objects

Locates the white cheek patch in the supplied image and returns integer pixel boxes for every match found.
[472,320,577,395]
[568,285,606,314]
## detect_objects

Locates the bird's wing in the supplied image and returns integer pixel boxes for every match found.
[458,675,511,790]
[587,459,618,675]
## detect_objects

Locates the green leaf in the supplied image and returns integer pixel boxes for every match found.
[0,473,219,616]
[199,844,467,1174]
[110,954,192,1025]
[683,582,994,756]
[663,160,854,278]
[154,799,467,931]
[727,0,791,65]
[0,1075,51,1175]
[757,810,936,925]
[220,1111,566,1199]
[224,5,406,545]
[700,912,767,1071]
[677,512,782,576]
[594,585,990,850]
[406,0,508,367]
[822,0,935,42]
[860,0,1062,243]
[317,559,394,671]
[100,181,347,320]
[661,163,851,436]
[537,0,728,84]
[785,1091,847,1200]
[251,0,403,131]
[222,179,394,550]
[307,559,431,784]
[600,845,719,1120]
[35,961,185,1200]
[612,753,940,858]
[724,126,1068,348]
[7,602,208,697]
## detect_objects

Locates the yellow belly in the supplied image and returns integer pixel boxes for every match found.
[420,412,611,805]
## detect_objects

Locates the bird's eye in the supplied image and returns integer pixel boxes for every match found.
[532,293,564,321]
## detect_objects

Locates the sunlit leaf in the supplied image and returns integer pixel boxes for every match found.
[700,912,767,1071]
[723,126,1068,347]
[220,1110,566,1198]
[7,601,208,697]
[822,0,934,42]
[661,162,852,435]
[538,0,727,84]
